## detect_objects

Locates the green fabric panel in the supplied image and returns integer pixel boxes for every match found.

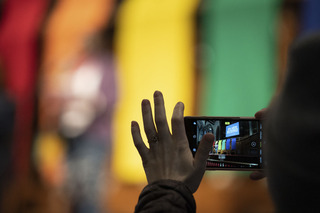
[199,0,279,116]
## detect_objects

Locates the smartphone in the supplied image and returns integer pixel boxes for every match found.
[184,116,264,170]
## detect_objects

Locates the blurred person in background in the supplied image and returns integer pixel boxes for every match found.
[264,32,320,213]
[58,23,117,213]
[35,0,121,212]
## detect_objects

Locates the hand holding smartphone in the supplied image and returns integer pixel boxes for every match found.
[185,116,264,171]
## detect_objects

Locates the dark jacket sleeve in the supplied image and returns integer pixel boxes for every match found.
[134,179,196,213]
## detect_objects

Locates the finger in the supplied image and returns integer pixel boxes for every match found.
[194,133,214,169]
[255,108,267,120]
[131,121,149,159]
[141,99,158,146]
[171,102,187,146]
[153,91,171,140]
[249,171,266,180]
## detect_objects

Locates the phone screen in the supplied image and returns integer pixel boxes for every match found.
[184,116,264,170]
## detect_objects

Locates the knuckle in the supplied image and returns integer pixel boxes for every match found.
[177,144,187,153]
[144,127,152,135]
[171,115,181,125]
[144,126,154,135]
[134,140,142,148]
[156,117,167,126]
[142,158,149,166]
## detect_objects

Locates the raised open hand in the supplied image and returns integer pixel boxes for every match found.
[131,91,214,193]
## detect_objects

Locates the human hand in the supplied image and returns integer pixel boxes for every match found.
[249,108,267,180]
[131,91,214,193]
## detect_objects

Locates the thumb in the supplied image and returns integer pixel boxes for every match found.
[185,133,214,193]
[194,133,214,169]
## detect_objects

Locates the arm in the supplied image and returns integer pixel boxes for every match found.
[134,179,196,213]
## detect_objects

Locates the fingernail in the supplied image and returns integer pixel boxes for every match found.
[177,102,184,107]
[174,102,184,110]
[154,90,162,97]
[142,99,150,105]
[131,121,137,127]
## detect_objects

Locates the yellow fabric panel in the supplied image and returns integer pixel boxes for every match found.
[113,0,199,183]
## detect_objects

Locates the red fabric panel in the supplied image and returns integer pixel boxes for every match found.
[0,0,49,177]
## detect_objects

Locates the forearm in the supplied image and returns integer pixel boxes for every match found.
[135,179,196,213]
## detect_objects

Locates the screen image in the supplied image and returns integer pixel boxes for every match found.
[226,122,240,137]
[185,117,263,170]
